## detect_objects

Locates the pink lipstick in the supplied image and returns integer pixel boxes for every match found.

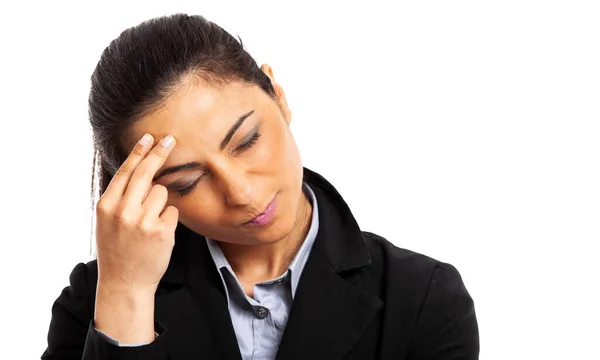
[247,196,277,226]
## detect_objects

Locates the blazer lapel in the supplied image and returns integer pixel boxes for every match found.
[155,224,243,360]
[276,168,384,360]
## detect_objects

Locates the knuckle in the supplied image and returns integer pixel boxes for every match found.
[114,206,135,225]
[150,145,169,158]
[138,219,156,234]
[95,198,111,215]
[130,145,146,157]
[114,166,132,178]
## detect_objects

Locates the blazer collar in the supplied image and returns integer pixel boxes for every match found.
[302,167,372,272]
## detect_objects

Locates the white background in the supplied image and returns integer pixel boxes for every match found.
[0,0,598,358]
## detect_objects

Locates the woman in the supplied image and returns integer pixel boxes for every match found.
[42,13,479,360]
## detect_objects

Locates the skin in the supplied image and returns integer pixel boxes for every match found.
[131,64,313,289]
[94,64,313,344]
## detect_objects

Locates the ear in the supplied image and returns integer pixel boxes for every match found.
[260,64,292,125]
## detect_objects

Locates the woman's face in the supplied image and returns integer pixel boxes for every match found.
[126,66,306,246]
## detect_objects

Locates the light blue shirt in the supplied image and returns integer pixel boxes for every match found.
[205,183,319,360]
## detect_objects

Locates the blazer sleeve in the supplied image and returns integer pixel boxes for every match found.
[41,262,170,360]
[406,262,480,360]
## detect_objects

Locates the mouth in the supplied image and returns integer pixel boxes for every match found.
[244,194,277,227]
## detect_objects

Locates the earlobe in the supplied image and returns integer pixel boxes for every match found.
[260,63,292,125]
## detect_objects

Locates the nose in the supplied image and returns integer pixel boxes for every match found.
[214,167,254,207]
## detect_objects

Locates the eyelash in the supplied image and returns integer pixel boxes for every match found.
[175,132,261,197]
[235,132,261,153]
[176,179,200,197]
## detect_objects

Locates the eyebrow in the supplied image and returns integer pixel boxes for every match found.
[153,161,202,181]
[220,110,255,150]
[153,110,255,181]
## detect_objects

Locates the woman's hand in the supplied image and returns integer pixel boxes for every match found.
[94,133,178,344]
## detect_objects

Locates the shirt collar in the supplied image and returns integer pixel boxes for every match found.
[205,182,319,299]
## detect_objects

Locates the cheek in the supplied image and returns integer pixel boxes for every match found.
[258,125,298,167]
[261,131,284,158]
[170,192,223,225]
[261,126,303,197]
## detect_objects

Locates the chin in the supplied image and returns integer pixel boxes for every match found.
[250,217,295,245]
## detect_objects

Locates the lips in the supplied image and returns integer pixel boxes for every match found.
[245,195,277,226]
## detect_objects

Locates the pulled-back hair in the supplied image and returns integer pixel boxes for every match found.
[89,13,276,205]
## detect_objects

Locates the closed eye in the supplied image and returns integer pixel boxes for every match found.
[235,132,261,153]
[173,176,203,196]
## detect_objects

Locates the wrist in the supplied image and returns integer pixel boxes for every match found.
[95,282,155,314]
[97,278,157,298]
[94,285,156,344]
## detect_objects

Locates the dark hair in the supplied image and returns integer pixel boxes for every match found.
[89,13,276,213]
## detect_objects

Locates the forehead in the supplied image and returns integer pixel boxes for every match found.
[130,79,266,149]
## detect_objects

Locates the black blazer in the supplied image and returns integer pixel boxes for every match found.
[42,168,479,360]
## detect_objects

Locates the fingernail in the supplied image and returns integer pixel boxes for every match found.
[138,133,152,146]
[160,135,174,148]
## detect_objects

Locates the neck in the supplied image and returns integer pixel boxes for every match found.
[219,188,313,282]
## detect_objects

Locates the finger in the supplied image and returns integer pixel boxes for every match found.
[160,205,179,230]
[122,135,176,206]
[103,133,154,201]
[142,184,168,220]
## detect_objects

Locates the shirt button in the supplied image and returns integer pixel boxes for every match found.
[274,279,283,285]
[256,307,268,319]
